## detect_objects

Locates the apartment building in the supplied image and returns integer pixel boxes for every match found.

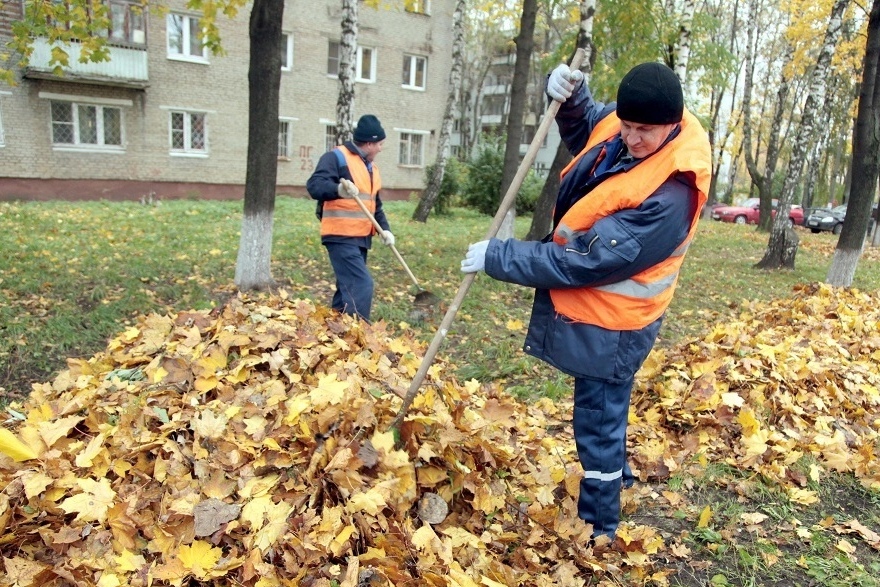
[0,0,454,201]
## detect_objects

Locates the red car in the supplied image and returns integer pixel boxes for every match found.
[712,198,804,227]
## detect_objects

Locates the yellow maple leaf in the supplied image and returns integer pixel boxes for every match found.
[20,470,53,499]
[177,540,222,580]
[75,433,107,468]
[59,477,116,523]
[309,373,348,408]
[0,428,39,462]
[38,415,84,449]
[192,410,228,440]
[505,318,523,331]
[345,488,387,516]
[787,487,819,505]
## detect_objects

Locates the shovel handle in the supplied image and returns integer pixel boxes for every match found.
[351,192,422,290]
[389,48,587,432]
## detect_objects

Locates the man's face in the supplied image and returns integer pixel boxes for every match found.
[363,140,384,162]
[619,120,676,159]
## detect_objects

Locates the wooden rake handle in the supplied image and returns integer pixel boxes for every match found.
[388,48,588,432]
[351,192,422,290]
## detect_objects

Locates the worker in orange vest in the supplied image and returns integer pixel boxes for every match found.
[461,62,711,543]
[307,115,395,321]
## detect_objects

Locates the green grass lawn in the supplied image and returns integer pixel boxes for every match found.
[1,196,879,586]
[3,196,878,400]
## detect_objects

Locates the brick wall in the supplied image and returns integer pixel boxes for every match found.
[0,0,455,200]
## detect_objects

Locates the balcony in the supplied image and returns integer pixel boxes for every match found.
[24,37,149,89]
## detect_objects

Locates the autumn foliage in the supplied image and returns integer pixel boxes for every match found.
[0,283,877,586]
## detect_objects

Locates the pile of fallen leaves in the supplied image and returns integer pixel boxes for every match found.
[0,283,878,587]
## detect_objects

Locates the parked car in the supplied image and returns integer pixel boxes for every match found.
[712,198,804,227]
[805,203,879,235]
[806,205,847,234]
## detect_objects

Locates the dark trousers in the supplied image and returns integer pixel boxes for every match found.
[573,375,635,539]
[325,241,374,321]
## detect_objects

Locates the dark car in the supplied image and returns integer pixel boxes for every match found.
[712,198,804,227]
[806,203,879,235]
[806,205,847,234]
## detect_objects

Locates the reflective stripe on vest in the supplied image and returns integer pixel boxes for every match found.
[320,147,382,237]
[550,109,711,330]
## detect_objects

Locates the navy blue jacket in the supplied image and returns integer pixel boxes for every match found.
[482,81,700,382]
[306,141,391,247]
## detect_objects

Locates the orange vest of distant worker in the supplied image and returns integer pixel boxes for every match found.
[320,147,382,237]
[551,109,711,331]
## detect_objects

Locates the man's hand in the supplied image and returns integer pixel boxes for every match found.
[380,230,395,247]
[337,178,359,199]
[460,240,489,273]
[547,63,584,102]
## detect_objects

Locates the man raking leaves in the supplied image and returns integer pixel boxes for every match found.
[460,62,711,542]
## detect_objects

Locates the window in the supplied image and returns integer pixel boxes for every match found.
[356,46,376,83]
[327,41,340,76]
[483,95,506,116]
[278,119,291,158]
[169,110,207,154]
[167,13,207,62]
[324,124,337,152]
[46,0,145,46]
[108,0,146,45]
[406,0,431,14]
[50,100,123,148]
[402,54,426,90]
[327,41,376,82]
[399,131,426,167]
[0,93,6,146]
[281,33,293,71]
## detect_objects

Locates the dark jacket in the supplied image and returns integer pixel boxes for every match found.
[482,82,700,382]
[306,141,390,247]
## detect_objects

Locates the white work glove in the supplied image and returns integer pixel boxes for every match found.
[337,178,359,199]
[547,63,584,102]
[380,230,395,247]
[460,240,489,273]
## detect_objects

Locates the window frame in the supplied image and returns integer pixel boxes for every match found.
[405,0,431,15]
[281,33,293,72]
[168,109,208,156]
[402,54,427,90]
[327,41,376,83]
[398,129,428,167]
[278,117,295,159]
[355,46,376,83]
[324,123,337,153]
[166,12,208,63]
[0,91,8,147]
[49,100,125,151]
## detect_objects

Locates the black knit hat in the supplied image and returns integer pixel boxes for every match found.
[616,62,683,125]
[353,114,386,143]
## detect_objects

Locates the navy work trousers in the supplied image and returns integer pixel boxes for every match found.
[573,375,635,539]
[325,241,373,321]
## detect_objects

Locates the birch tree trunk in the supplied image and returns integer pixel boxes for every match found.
[412,0,465,222]
[496,0,538,241]
[673,0,696,85]
[827,0,880,285]
[335,0,358,144]
[234,0,284,291]
[756,0,850,269]
[524,0,595,241]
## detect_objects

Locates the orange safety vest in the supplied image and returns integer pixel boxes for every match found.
[320,147,382,237]
[550,109,711,331]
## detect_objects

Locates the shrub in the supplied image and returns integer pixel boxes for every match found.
[462,137,546,216]
[423,156,464,216]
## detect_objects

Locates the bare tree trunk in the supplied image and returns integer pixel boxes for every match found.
[335,0,357,144]
[757,0,850,269]
[412,0,465,222]
[234,0,284,291]
[828,0,880,285]
[741,0,791,232]
[496,0,538,241]
[525,0,595,241]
